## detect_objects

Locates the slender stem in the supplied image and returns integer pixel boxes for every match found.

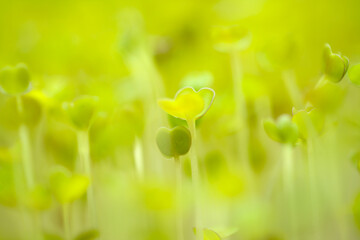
[63,204,70,240]
[174,156,184,240]
[77,130,96,227]
[16,96,34,189]
[187,119,203,240]
[282,144,297,240]
[230,51,250,172]
[134,137,145,181]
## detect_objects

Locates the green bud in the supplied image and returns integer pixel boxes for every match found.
[156,126,192,158]
[264,114,299,145]
[348,64,360,86]
[0,63,31,95]
[64,96,98,130]
[323,44,349,83]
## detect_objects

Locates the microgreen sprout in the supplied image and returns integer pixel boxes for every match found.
[0,63,35,190]
[263,114,299,238]
[64,95,98,228]
[158,87,215,240]
[50,167,90,240]
[156,126,191,240]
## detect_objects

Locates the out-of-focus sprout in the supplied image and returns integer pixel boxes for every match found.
[213,25,252,173]
[0,63,31,95]
[50,167,90,240]
[212,25,251,53]
[353,193,360,230]
[323,44,349,83]
[348,63,360,86]
[156,126,191,240]
[0,63,36,189]
[64,95,98,227]
[292,107,324,140]
[264,115,299,145]
[158,87,215,240]
[263,114,298,239]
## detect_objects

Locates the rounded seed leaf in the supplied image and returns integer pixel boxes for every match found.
[158,87,215,121]
[74,229,100,240]
[0,63,31,95]
[156,126,191,158]
[264,114,299,144]
[65,96,98,130]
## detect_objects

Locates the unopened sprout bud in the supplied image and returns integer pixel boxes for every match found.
[156,126,191,158]
[323,43,349,83]
[264,114,299,145]
[0,63,31,95]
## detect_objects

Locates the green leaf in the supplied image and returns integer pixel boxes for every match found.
[73,229,100,240]
[65,96,98,130]
[264,115,298,144]
[158,87,215,121]
[49,167,89,204]
[349,64,360,86]
[156,126,191,158]
[0,63,31,95]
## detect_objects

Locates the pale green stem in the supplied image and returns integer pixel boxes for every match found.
[63,204,70,240]
[16,96,34,189]
[187,119,203,240]
[174,155,184,240]
[230,51,250,172]
[282,144,297,240]
[134,136,145,181]
[77,130,96,227]
[282,70,303,109]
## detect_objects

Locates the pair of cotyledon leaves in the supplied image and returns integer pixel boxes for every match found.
[156,87,215,158]
[0,63,31,95]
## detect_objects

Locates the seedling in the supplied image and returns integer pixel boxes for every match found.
[64,96,98,227]
[264,114,299,238]
[212,25,252,173]
[50,167,90,240]
[0,63,35,190]
[158,87,215,240]
[156,126,191,240]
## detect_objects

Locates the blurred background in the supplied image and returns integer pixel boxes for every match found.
[1,0,360,239]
